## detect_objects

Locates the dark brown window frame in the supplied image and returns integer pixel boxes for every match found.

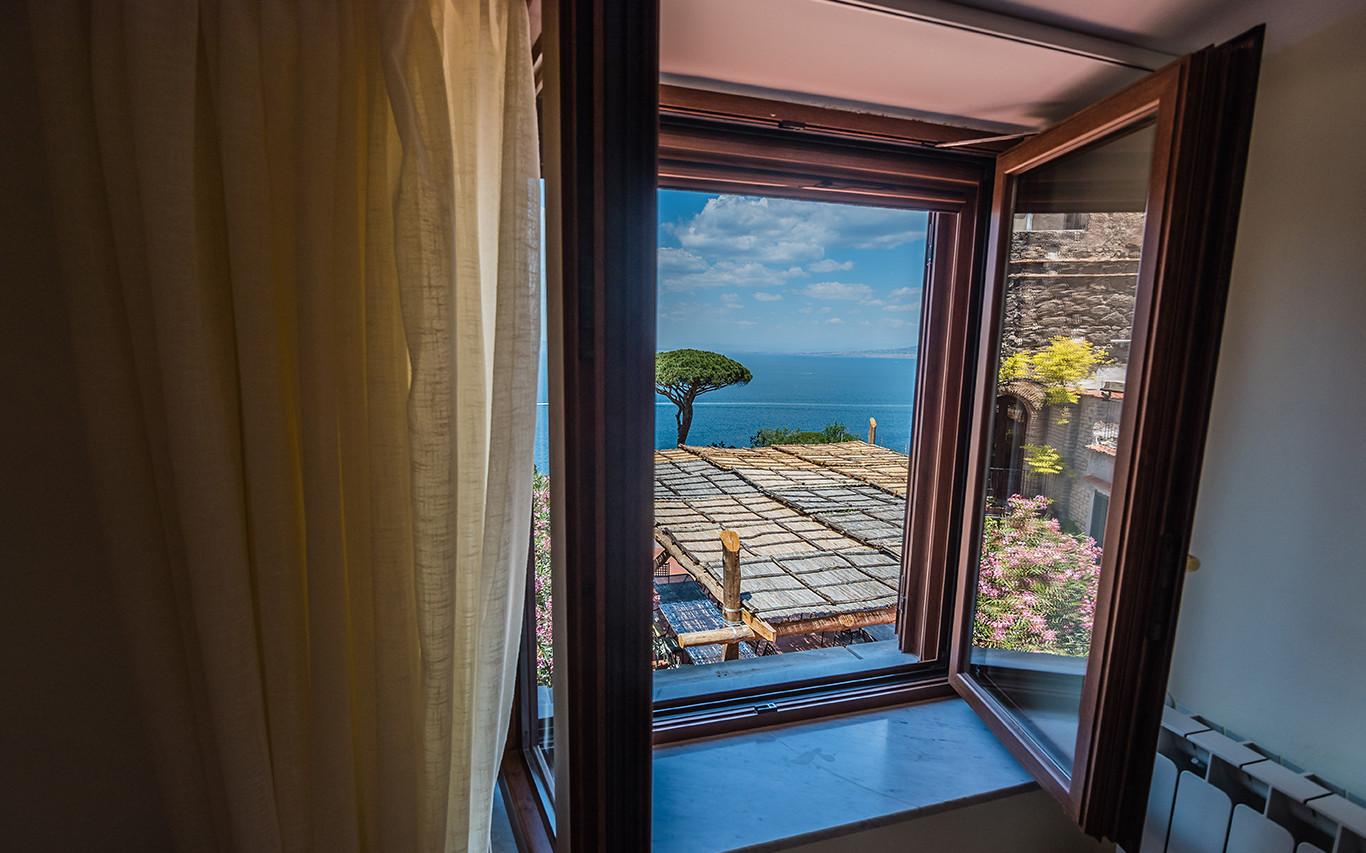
[502,3,1260,848]
[648,102,995,741]
[947,30,1263,850]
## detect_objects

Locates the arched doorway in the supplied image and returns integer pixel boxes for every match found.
[988,394,1029,504]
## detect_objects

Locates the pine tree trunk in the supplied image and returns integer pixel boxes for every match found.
[676,400,694,446]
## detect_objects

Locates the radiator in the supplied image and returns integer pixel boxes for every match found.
[1124,707,1366,853]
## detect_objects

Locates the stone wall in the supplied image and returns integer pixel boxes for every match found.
[1002,212,1144,362]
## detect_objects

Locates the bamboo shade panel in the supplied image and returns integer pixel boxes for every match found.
[654,449,898,626]
[684,445,906,556]
[772,440,911,497]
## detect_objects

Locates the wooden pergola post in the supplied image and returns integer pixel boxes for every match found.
[868,416,877,445]
[720,529,742,661]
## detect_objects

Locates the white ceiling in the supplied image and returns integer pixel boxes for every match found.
[660,0,1362,131]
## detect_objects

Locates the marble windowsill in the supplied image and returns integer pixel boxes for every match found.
[652,697,1036,853]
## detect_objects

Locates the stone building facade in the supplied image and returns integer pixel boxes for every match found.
[1002,211,1143,366]
[991,211,1143,544]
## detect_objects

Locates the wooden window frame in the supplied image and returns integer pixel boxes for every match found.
[648,103,994,741]
[947,30,1263,850]
[502,1,1260,848]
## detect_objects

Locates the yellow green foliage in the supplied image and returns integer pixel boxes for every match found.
[999,336,1110,408]
[1023,443,1064,474]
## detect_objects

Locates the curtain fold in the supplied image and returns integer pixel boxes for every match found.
[26,1,539,850]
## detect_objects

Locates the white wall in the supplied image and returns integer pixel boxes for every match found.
[782,14,1366,851]
[1168,7,1366,796]
[783,790,1112,853]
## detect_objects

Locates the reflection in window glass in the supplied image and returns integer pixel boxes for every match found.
[532,184,553,771]
[970,120,1156,774]
[651,190,928,699]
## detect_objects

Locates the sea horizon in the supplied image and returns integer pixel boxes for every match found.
[533,351,917,473]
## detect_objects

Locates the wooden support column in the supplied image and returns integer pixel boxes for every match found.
[720,529,742,661]
[868,417,877,445]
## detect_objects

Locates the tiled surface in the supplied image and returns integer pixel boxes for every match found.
[653,698,1034,853]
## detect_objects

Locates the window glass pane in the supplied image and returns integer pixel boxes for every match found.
[652,190,928,702]
[969,119,1156,774]
[532,184,554,772]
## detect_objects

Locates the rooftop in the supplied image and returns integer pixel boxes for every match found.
[653,441,909,641]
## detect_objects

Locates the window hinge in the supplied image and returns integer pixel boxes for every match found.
[754,702,779,714]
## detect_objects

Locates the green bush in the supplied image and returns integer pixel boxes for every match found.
[750,421,857,447]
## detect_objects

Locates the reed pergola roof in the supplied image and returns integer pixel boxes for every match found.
[653,441,910,641]
[770,440,912,497]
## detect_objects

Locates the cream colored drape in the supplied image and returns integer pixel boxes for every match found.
[26,1,538,850]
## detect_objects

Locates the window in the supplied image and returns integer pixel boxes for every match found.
[648,110,991,734]
[948,32,1265,845]
[509,5,1263,848]
[650,189,927,682]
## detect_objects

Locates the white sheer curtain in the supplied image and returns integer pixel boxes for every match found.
[26,1,538,850]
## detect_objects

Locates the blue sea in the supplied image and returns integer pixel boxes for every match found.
[533,353,916,472]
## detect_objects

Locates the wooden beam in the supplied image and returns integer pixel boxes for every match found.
[773,608,897,637]
[653,531,779,642]
[720,530,742,661]
[676,609,895,647]
[675,624,759,648]
[720,530,742,623]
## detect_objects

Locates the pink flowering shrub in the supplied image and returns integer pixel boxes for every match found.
[974,495,1101,657]
[531,470,666,681]
[532,470,553,685]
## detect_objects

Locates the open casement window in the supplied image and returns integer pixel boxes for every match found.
[513,2,1262,847]
[649,103,994,738]
[949,29,1262,848]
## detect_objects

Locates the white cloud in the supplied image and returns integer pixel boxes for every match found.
[666,195,926,266]
[658,247,710,276]
[719,293,743,310]
[808,258,855,273]
[882,318,907,328]
[827,317,845,324]
[885,302,919,312]
[659,258,804,293]
[797,306,813,314]
[753,292,783,302]
[804,281,874,301]
[889,286,920,299]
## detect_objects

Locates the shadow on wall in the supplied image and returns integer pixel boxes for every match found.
[782,789,1113,853]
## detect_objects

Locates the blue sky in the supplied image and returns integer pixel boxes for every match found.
[656,190,928,354]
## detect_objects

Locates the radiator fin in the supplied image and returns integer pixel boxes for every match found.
[1228,803,1295,853]
[1143,753,1179,852]
[1124,708,1366,853]
[1168,771,1234,853]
